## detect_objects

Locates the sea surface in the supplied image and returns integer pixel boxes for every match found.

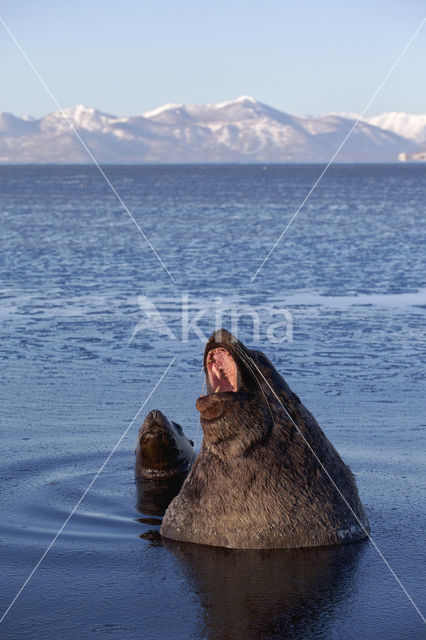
[0,164,425,639]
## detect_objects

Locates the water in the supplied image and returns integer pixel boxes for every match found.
[0,165,425,639]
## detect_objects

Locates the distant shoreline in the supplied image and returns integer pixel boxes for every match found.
[0,161,423,167]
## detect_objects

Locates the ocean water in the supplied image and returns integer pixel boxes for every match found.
[0,164,425,639]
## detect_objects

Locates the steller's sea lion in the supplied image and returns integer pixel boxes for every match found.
[135,409,194,479]
[135,409,195,516]
[161,329,369,549]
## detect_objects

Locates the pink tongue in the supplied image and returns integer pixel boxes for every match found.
[208,349,237,392]
[211,365,234,392]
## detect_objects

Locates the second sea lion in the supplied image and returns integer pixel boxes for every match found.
[135,409,194,479]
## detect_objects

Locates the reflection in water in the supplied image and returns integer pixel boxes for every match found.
[135,474,186,517]
[164,538,367,640]
[139,529,163,545]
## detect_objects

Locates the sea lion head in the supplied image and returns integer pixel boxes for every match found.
[196,329,275,457]
[135,409,194,479]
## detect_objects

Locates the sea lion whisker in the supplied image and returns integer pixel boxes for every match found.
[234,345,280,415]
[232,343,276,428]
[232,344,265,392]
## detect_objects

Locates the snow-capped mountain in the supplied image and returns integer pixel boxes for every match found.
[0,97,422,164]
[39,105,118,133]
[364,112,426,144]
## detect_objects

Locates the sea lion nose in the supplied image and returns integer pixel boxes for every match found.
[149,409,163,421]
[196,395,225,420]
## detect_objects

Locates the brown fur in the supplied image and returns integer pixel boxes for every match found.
[135,409,194,479]
[161,330,369,549]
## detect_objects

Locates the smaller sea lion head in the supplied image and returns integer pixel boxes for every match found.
[135,409,194,479]
[196,329,275,457]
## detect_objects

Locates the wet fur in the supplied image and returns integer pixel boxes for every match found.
[161,331,369,549]
[135,410,194,480]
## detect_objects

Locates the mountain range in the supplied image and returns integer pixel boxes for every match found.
[0,96,425,164]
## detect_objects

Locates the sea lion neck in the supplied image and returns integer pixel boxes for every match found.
[197,393,274,458]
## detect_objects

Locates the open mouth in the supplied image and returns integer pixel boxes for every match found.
[206,347,238,394]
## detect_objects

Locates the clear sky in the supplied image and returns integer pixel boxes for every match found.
[1,0,425,119]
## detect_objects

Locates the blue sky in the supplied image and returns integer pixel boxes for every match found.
[1,0,425,118]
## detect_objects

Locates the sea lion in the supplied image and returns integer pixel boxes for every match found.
[135,409,194,479]
[161,329,369,549]
[135,410,195,516]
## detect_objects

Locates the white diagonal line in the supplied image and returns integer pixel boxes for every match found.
[0,15,176,285]
[250,16,426,284]
[0,357,176,625]
[241,348,425,624]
